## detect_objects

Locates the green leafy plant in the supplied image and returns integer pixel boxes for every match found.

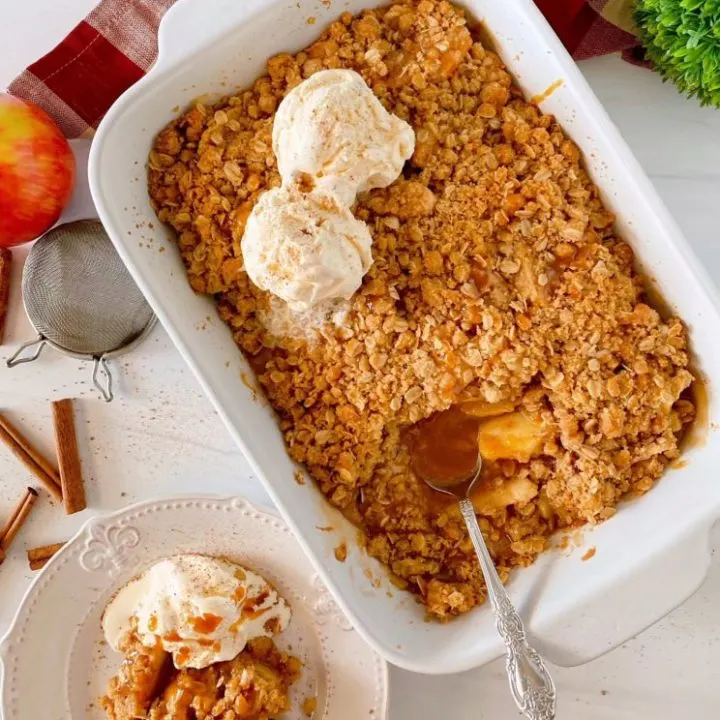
[634,0,720,107]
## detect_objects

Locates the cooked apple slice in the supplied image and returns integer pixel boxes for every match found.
[471,476,538,515]
[460,399,516,419]
[477,412,546,462]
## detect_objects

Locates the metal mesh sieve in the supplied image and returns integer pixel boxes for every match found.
[6,220,156,401]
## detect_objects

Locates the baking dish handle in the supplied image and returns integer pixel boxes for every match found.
[537,523,714,667]
[155,0,263,74]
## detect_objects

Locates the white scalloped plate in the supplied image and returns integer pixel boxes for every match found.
[0,496,387,720]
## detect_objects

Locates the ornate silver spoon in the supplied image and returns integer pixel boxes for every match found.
[412,427,556,720]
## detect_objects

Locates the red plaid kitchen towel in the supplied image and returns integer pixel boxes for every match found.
[8,0,175,138]
[8,0,641,140]
[535,0,638,61]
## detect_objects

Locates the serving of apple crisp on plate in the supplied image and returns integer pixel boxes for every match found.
[101,555,300,720]
[147,0,698,621]
[0,497,386,719]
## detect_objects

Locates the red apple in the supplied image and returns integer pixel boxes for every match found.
[0,95,76,247]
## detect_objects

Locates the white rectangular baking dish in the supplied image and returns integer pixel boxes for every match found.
[89,0,720,674]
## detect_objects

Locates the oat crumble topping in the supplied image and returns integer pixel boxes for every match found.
[148,0,696,619]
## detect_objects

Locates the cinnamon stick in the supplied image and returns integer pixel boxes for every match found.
[0,488,38,556]
[0,248,10,345]
[28,556,49,571]
[0,412,62,501]
[51,399,86,514]
[27,542,65,571]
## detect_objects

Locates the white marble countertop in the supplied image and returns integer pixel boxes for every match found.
[2,1,720,717]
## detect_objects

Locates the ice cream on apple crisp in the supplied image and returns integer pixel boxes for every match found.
[272,69,415,205]
[241,68,414,314]
[102,555,290,670]
[241,183,372,312]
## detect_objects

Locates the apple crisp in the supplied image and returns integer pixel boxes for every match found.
[148,0,697,618]
[102,636,300,720]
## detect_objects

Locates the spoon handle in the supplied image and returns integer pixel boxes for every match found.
[459,498,556,720]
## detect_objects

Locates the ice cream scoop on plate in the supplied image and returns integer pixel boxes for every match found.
[102,554,291,670]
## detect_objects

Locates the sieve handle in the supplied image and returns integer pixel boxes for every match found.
[92,356,114,403]
[6,336,47,368]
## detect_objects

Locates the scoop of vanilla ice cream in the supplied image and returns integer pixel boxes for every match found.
[273,69,415,205]
[102,555,291,670]
[241,184,373,312]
